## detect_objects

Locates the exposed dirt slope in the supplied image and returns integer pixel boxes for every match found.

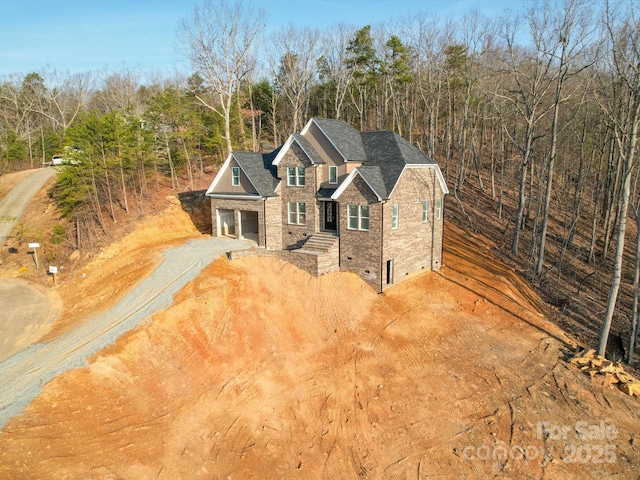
[0,218,638,478]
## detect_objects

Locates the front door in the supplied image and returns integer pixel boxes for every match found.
[323,201,338,231]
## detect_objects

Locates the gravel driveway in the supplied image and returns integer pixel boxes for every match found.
[0,237,251,429]
[0,168,55,247]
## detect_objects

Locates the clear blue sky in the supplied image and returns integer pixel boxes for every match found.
[0,0,521,78]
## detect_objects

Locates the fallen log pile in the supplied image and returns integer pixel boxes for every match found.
[569,348,640,397]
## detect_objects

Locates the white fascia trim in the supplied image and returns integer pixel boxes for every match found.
[331,168,382,202]
[272,135,295,166]
[304,118,348,164]
[387,164,450,198]
[208,194,263,200]
[272,134,320,166]
[300,118,315,135]
[205,152,263,197]
[205,152,234,195]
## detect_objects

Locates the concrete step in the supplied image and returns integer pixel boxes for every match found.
[301,233,338,253]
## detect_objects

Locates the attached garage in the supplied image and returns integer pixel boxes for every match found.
[240,210,259,241]
[217,209,235,237]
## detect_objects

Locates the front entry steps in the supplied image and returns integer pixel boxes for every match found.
[294,232,339,274]
[298,232,338,253]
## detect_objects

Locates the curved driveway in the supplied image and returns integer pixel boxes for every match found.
[0,237,251,429]
[0,168,55,246]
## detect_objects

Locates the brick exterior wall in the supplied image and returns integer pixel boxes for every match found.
[228,240,338,276]
[277,142,318,249]
[210,198,266,246]
[337,174,383,291]
[207,124,447,292]
[382,167,445,289]
[229,248,319,277]
[264,196,283,250]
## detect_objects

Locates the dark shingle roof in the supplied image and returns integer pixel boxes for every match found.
[312,118,367,162]
[292,134,325,164]
[233,150,279,197]
[316,186,337,198]
[218,118,440,201]
[357,166,388,199]
[360,130,437,199]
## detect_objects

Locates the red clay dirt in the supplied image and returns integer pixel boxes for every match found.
[0,204,639,478]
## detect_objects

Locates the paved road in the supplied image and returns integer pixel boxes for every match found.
[0,168,55,247]
[0,237,251,430]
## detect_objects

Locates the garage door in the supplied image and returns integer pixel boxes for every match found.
[240,211,259,241]
[218,209,235,236]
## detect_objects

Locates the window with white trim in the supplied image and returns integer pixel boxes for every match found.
[391,204,399,229]
[348,204,369,231]
[231,166,240,186]
[436,198,442,220]
[329,165,338,184]
[288,202,306,225]
[287,166,306,186]
[422,200,428,222]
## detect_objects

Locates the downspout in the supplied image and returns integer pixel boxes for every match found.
[263,197,267,248]
[314,164,319,233]
[380,200,386,293]
[440,196,446,269]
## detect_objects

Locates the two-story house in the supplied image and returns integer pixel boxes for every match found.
[205,117,449,292]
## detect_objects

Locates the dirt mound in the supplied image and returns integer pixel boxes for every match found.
[0,220,638,478]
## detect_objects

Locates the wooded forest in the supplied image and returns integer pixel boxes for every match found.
[2,0,640,362]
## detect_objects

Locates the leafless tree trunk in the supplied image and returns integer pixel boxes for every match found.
[629,204,640,363]
[270,26,319,133]
[179,0,264,155]
[534,0,592,276]
[597,0,640,357]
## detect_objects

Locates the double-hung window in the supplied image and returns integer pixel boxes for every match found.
[348,205,369,231]
[435,198,442,220]
[391,204,399,229]
[287,166,306,186]
[329,166,338,184]
[231,166,240,186]
[422,200,429,222]
[288,202,306,225]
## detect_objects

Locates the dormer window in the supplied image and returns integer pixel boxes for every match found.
[231,167,240,186]
[287,166,306,186]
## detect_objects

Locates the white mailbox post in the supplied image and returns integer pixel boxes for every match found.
[49,265,58,285]
[28,242,40,270]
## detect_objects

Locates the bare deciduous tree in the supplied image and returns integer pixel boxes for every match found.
[178,0,265,155]
[596,0,640,357]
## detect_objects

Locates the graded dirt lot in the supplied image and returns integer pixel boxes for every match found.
[0,200,638,478]
[0,278,61,361]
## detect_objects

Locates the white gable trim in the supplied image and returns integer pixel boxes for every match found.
[272,134,321,166]
[272,135,295,166]
[205,152,234,196]
[331,168,383,202]
[387,164,450,199]
[208,193,262,200]
[302,118,348,164]
[205,153,262,197]
[300,118,315,135]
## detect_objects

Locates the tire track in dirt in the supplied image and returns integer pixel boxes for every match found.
[0,238,251,429]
